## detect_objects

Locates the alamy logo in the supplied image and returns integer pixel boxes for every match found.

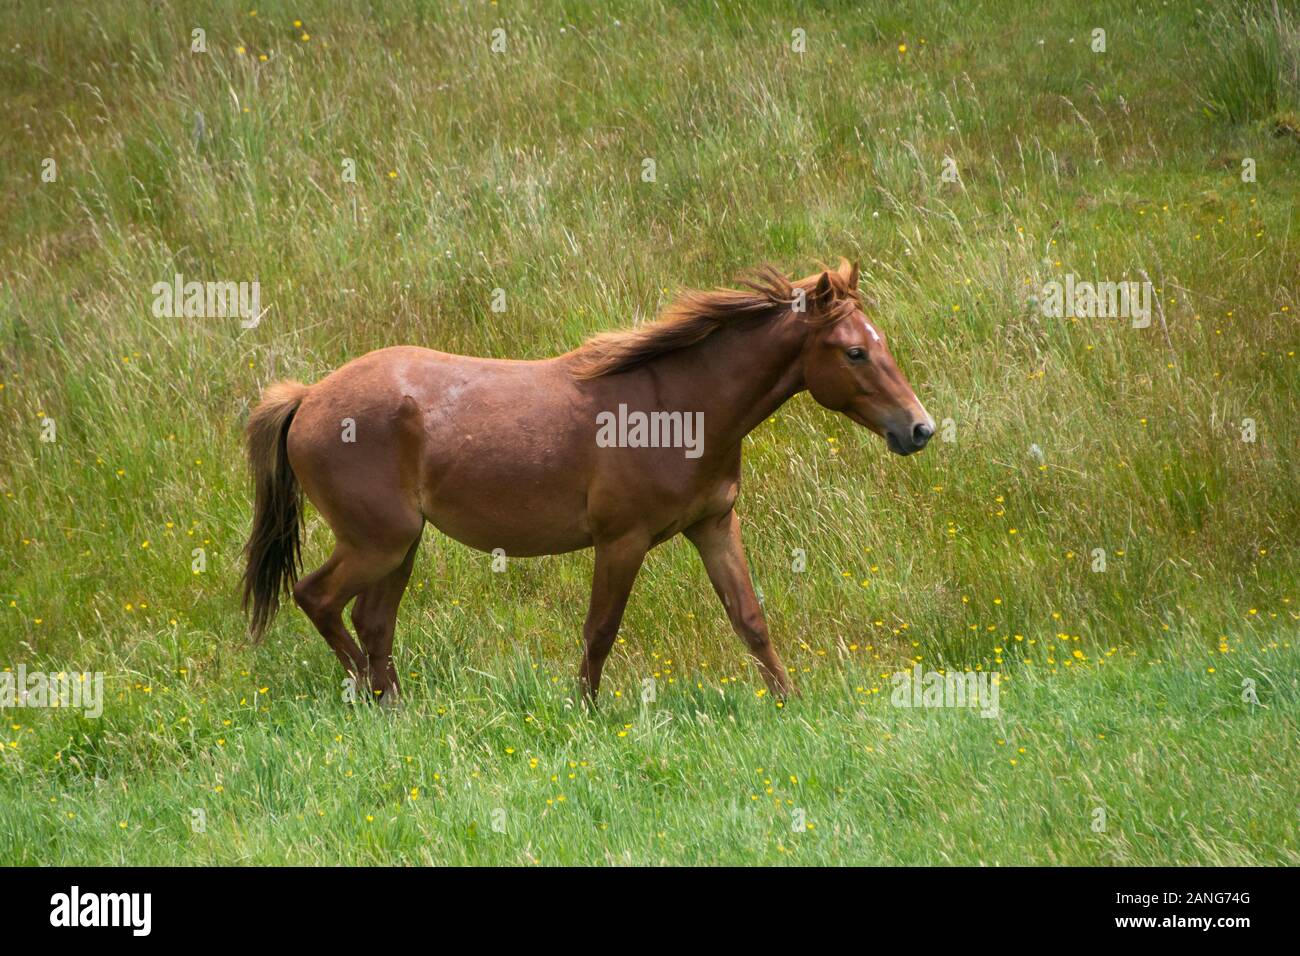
[151,273,265,328]
[1040,273,1152,328]
[50,886,151,936]
[890,664,999,718]
[0,665,103,718]
[595,404,705,459]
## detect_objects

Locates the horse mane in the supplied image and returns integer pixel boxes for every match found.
[569,261,863,379]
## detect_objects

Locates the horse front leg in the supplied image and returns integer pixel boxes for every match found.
[685,509,794,698]
[578,534,648,702]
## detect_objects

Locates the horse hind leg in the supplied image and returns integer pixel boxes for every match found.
[350,534,421,707]
[287,389,425,701]
[294,540,414,703]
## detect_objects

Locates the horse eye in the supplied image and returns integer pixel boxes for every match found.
[846,347,868,363]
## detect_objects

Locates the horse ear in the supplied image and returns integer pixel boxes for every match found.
[812,271,834,308]
[837,260,857,290]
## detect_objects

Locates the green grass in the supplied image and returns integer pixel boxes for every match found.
[2,640,1297,865]
[1,0,1298,865]
[1199,3,1300,124]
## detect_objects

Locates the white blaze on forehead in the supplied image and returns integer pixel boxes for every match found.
[845,312,881,344]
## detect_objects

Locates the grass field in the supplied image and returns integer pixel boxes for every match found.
[1,0,1298,865]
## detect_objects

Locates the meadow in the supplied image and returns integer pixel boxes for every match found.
[0,0,1297,865]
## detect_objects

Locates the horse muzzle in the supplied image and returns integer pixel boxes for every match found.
[886,421,933,456]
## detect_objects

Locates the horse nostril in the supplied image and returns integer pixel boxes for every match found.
[913,422,934,446]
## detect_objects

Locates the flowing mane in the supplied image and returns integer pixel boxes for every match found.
[569,261,863,379]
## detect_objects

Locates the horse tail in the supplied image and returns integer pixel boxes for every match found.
[241,381,309,641]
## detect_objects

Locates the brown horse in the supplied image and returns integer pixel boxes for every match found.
[241,259,933,704]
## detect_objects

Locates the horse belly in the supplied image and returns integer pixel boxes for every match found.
[416,409,594,556]
[421,473,592,556]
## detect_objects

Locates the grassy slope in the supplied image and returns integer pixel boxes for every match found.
[0,0,1296,864]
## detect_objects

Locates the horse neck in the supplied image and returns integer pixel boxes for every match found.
[669,311,808,453]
